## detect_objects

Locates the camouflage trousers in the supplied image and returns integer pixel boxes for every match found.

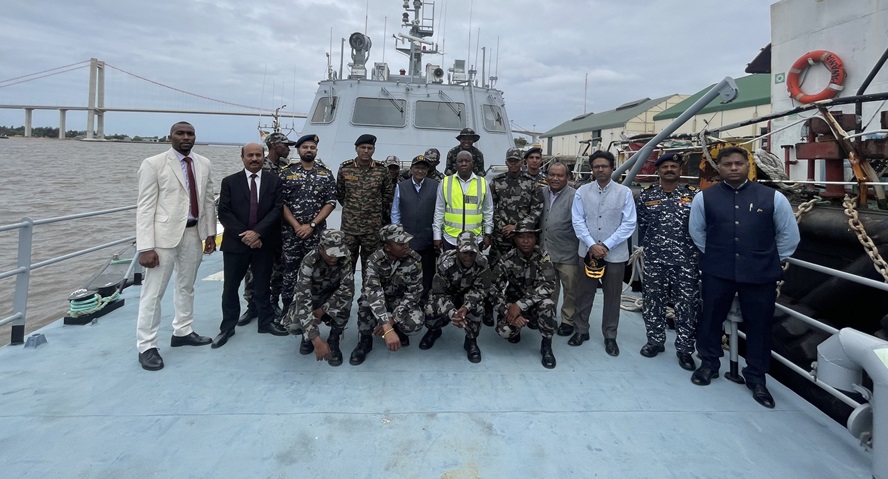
[488,232,514,266]
[242,253,283,305]
[424,293,482,339]
[281,291,351,339]
[356,295,425,336]
[495,298,557,340]
[344,232,380,283]
[641,261,699,353]
[280,228,321,305]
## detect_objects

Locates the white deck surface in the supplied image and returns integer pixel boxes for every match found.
[0,252,872,478]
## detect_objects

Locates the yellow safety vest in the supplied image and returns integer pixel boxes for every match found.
[443,175,486,237]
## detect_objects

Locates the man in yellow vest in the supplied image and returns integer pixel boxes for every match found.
[432,150,493,252]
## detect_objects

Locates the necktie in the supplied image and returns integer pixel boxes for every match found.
[183,156,199,219]
[248,173,258,229]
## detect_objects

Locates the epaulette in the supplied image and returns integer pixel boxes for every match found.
[341,159,356,167]
[687,185,698,191]
[372,160,385,168]
[642,184,653,190]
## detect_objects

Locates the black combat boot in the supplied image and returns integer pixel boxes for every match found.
[299,336,314,355]
[419,328,442,350]
[394,324,409,347]
[328,328,344,367]
[464,337,482,363]
[540,337,556,369]
[349,334,373,365]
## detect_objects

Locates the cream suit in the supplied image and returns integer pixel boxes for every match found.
[136,148,217,353]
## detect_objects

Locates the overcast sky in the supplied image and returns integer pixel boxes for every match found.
[0,0,774,143]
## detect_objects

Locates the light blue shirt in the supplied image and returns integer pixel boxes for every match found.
[688,186,800,260]
[571,180,637,252]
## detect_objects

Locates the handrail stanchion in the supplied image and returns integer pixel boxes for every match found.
[11,217,33,345]
[724,296,746,384]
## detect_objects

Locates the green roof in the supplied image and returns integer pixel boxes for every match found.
[652,74,771,121]
[542,95,676,138]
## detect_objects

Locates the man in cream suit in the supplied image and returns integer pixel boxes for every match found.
[135,121,217,371]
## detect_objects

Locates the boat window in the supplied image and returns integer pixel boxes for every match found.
[310,96,338,124]
[352,97,407,127]
[482,104,507,132]
[415,100,466,129]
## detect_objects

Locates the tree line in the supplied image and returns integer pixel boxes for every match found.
[0,125,165,141]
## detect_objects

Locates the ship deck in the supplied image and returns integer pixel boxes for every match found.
[0,252,872,478]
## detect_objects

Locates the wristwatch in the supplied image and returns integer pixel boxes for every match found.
[309,222,317,228]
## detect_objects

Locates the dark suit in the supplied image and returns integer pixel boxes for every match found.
[218,169,283,332]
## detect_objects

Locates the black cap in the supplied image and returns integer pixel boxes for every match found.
[355,134,377,146]
[654,153,684,168]
[411,155,431,167]
[524,147,542,159]
[294,134,319,149]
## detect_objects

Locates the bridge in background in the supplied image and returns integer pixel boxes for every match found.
[0,59,306,139]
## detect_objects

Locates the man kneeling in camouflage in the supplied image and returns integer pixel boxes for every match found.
[492,219,558,369]
[421,231,490,363]
[350,224,425,365]
[281,230,355,366]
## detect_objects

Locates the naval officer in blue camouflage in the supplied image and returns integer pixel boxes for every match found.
[279,134,337,319]
[636,153,699,371]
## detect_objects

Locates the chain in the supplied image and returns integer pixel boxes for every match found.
[776,197,821,297]
[843,195,888,283]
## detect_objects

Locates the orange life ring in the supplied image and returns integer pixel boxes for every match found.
[786,50,846,104]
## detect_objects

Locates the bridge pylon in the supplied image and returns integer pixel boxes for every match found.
[85,58,105,140]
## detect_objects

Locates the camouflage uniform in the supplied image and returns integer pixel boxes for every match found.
[336,159,393,280]
[524,170,548,187]
[400,148,445,182]
[279,162,337,310]
[444,145,485,177]
[425,248,491,339]
[280,245,355,340]
[637,182,700,353]
[489,169,544,264]
[357,247,425,336]
[491,244,558,339]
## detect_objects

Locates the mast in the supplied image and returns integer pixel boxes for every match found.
[396,0,438,79]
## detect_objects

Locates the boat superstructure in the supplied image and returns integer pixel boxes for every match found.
[299,0,514,171]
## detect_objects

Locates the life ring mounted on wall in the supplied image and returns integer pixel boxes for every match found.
[786,50,846,104]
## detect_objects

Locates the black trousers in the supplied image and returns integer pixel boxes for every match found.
[415,246,437,298]
[221,249,275,332]
[696,272,777,386]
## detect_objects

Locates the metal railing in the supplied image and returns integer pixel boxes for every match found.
[755,257,888,410]
[0,205,136,345]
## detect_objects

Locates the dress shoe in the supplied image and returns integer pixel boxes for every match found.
[507,331,521,344]
[677,352,696,371]
[170,332,212,347]
[556,322,575,337]
[464,337,482,363]
[211,330,235,349]
[258,322,289,336]
[604,338,620,356]
[568,332,589,347]
[748,383,775,408]
[691,365,719,386]
[299,337,315,355]
[138,348,164,371]
[395,326,409,347]
[419,328,442,350]
[237,307,257,326]
[540,337,556,369]
[328,328,344,367]
[349,334,373,365]
[639,342,665,358]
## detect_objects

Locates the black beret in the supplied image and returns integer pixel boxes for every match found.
[354,134,377,146]
[654,153,683,168]
[524,147,543,159]
[294,134,319,149]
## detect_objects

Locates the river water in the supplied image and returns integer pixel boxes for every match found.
[0,138,247,345]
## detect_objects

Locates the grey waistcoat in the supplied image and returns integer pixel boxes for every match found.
[540,185,579,264]
[575,181,632,262]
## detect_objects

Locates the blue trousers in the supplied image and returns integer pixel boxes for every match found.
[696,272,777,385]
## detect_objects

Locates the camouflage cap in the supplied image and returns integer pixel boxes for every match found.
[513,218,540,234]
[319,229,348,257]
[456,231,480,254]
[379,224,413,243]
[265,132,296,147]
[384,155,400,168]
[505,147,523,161]
[424,148,441,162]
